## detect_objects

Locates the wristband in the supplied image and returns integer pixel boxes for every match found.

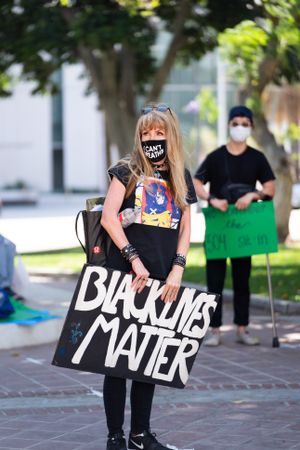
[255,190,272,201]
[128,253,139,263]
[120,244,139,262]
[207,194,215,205]
[173,253,186,269]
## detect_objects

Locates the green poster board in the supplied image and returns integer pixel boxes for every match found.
[202,201,278,260]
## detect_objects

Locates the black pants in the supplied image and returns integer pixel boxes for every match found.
[103,375,155,436]
[206,256,251,328]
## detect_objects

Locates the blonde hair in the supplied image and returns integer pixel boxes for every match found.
[121,106,188,210]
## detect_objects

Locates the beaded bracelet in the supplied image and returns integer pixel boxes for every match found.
[120,244,139,262]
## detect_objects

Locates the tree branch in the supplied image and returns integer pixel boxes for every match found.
[147,0,191,101]
[60,7,104,99]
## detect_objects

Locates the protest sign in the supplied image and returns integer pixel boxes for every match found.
[202,201,278,260]
[52,265,218,389]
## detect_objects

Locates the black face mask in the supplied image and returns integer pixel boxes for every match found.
[141,139,167,163]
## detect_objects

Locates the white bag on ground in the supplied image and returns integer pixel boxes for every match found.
[12,255,31,297]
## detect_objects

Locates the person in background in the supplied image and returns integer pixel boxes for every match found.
[0,234,25,302]
[101,104,197,450]
[193,105,275,347]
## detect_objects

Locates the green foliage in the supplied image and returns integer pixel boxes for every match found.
[219,0,300,88]
[157,0,261,65]
[284,123,300,141]
[0,0,263,97]
[116,0,160,17]
[0,0,156,94]
[0,72,12,96]
[219,20,268,84]
[184,243,300,302]
[22,248,85,273]
[21,243,300,301]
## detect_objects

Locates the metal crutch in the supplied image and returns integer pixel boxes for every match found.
[266,253,280,348]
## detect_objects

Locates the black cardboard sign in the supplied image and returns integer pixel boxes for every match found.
[52,265,218,389]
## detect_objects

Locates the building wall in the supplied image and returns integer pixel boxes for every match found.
[63,64,107,193]
[0,78,52,191]
[0,51,233,193]
[0,64,108,193]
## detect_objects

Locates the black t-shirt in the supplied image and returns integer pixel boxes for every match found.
[194,145,275,200]
[105,163,197,280]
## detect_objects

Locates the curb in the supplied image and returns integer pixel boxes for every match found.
[0,318,64,350]
[29,270,300,316]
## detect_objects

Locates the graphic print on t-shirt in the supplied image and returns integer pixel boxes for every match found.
[134,177,181,229]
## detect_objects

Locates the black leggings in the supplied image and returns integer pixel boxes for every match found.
[103,375,155,435]
[207,256,251,327]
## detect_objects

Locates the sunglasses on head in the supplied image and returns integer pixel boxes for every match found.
[141,104,172,115]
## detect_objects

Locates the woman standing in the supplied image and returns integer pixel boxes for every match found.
[193,105,275,347]
[101,104,197,450]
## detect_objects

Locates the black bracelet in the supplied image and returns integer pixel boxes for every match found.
[255,190,272,201]
[128,253,139,263]
[120,244,139,262]
[173,253,186,269]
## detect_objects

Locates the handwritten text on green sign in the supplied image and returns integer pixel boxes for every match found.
[202,201,278,259]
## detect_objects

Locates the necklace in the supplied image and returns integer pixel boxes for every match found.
[152,161,169,171]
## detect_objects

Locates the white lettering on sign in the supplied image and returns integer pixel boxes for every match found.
[70,267,217,386]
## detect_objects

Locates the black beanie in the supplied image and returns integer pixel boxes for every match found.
[228,105,253,124]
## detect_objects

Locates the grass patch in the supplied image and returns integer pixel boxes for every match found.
[22,243,300,302]
[184,243,300,302]
[22,247,86,273]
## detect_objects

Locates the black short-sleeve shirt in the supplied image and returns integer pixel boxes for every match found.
[194,145,275,199]
[106,163,197,280]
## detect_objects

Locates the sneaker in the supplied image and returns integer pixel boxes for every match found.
[236,330,260,346]
[204,331,221,347]
[107,432,127,450]
[128,430,169,450]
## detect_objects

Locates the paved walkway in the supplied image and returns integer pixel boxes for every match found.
[0,275,300,450]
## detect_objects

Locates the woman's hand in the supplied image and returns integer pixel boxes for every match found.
[210,198,228,212]
[131,258,150,293]
[161,265,184,303]
[235,192,255,210]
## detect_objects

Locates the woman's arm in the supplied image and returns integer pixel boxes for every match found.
[161,205,191,303]
[193,178,228,212]
[101,176,149,292]
[235,180,275,210]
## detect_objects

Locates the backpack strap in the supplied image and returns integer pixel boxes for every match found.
[75,210,86,255]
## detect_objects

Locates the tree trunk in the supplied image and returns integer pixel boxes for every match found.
[237,42,293,242]
[147,0,191,101]
[253,114,293,242]
[77,45,136,160]
[61,9,136,161]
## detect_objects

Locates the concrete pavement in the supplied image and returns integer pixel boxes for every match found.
[1,195,300,449]
[0,274,300,450]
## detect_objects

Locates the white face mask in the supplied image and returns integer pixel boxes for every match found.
[229,125,251,143]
